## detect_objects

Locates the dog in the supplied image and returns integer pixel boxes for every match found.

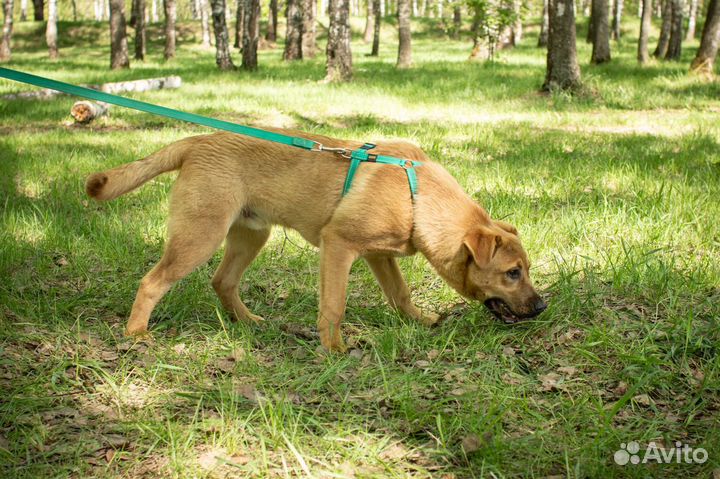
[86,129,547,352]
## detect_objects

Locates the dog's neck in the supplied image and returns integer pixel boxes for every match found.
[411,165,490,292]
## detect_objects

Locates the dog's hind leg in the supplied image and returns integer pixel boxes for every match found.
[365,256,439,327]
[211,222,271,323]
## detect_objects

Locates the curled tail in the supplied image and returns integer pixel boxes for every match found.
[85,138,192,201]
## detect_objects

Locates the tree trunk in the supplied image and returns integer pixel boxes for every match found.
[591,0,611,62]
[210,0,235,68]
[690,0,719,73]
[611,0,622,39]
[0,0,12,61]
[653,0,672,56]
[192,0,200,19]
[371,0,380,54]
[235,0,245,48]
[94,0,103,20]
[468,5,490,60]
[686,0,699,40]
[266,0,277,41]
[241,0,260,69]
[130,0,138,26]
[586,7,594,42]
[201,0,211,46]
[302,0,318,57]
[363,0,374,42]
[71,101,110,124]
[20,0,27,21]
[152,0,158,21]
[397,0,411,67]
[134,0,146,59]
[452,5,461,39]
[46,0,58,59]
[637,0,651,62]
[664,0,682,59]
[283,0,302,59]
[511,0,522,45]
[543,0,582,91]
[164,0,176,59]
[539,0,549,46]
[32,0,43,21]
[325,0,352,81]
[109,0,130,68]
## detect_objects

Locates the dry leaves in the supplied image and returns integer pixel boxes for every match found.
[539,373,564,392]
[633,394,653,407]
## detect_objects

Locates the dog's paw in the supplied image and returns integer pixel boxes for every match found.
[419,311,441,327]
[243,312,266,323]
[124,327,153,340]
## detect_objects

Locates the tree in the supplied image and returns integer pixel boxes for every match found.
[543,0,581,91]
[611,0,622,40]
[235,0,245,48]
[325,0,352,81]
[20,0,27,21]
[371,0,381,55]
[164,0,177,59]
[467,0,517,60]
[686,0,699,40]
[363,0,374,42]
[452,5,462,39]
[637,0,651,62]
[690,0,720,73]
[46,0,58,59]
[109,0,130,69]
[32,0,43,21]
[201,0,211,47]
[654,0,672,57]
[590,0,611,63]
[664,0,682,59]
[242,0,260,69]
[284,0,303,59]
[302,0,318,57]
[266,0,278,41]
[397,0,412,67]
[0,0,12,61]
[134,0,146,59]
[210,0,235,69]
[538,0,549,46]
[511,0,522,44]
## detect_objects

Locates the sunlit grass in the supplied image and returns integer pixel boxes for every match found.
[1,13,719,479]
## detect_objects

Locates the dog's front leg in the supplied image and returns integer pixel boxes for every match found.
[317,235,358,353]
[365,256,440,326]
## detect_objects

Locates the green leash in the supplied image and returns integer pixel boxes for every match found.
[0,67,421,197]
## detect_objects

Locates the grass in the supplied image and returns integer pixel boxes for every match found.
[1,13,719,479]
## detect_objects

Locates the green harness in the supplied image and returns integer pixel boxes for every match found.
[0,67,421,198]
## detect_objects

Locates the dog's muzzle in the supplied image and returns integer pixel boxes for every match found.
[484,298,547,324]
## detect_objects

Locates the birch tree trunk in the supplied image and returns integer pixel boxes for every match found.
[685,0,698,40]
[95,0,103,20]
[371,0,380,54]
[210,0,235,68]
[452,5,461,39]
[664,0,682,59]
[302,0,318,57]
[152,0,158,22]
[591,0,611,62]
[109,0,130,68]
[512,0,523,45]
[363,0,374,42]
[543,0,582,91]
[637,0,651,62]
[266,0,277,41]
[690,0,719,73]
[235,0,245,48]
[134,0,146,59]
[397,0,412,67]
[611,0,622,39]
[0,0,13,61]
[539,0,549,46]
[283,0,303,59]
[653,0,672,56]
[201,0,212,46]
[20,0,27,21]
[325,0,352,81]
[164,0,177,59]
[46,0,58,59]
[241,0,260,69]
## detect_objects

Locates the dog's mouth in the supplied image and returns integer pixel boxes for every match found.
[484,298,526,324]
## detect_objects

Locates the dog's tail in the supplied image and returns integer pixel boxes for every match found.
[85,139,191,201]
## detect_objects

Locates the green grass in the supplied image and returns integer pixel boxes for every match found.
[1,14,719,479]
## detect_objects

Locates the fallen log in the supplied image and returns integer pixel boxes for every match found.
[71,101,110,124]
[1,76,182,100]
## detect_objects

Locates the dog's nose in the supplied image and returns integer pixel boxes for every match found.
[533,298,548,315]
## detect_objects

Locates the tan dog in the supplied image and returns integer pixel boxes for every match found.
[86,129,546,352]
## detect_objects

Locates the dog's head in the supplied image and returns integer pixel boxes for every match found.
[459,220,546,323]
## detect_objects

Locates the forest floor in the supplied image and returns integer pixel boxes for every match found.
[1,15,719,479]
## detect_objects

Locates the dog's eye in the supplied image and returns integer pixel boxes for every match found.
[506,268,521,280]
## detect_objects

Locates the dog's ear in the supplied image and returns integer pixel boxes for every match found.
[463,227,503,267]
[494,220,519,237]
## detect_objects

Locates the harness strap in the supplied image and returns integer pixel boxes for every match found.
[0,67,422,198]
